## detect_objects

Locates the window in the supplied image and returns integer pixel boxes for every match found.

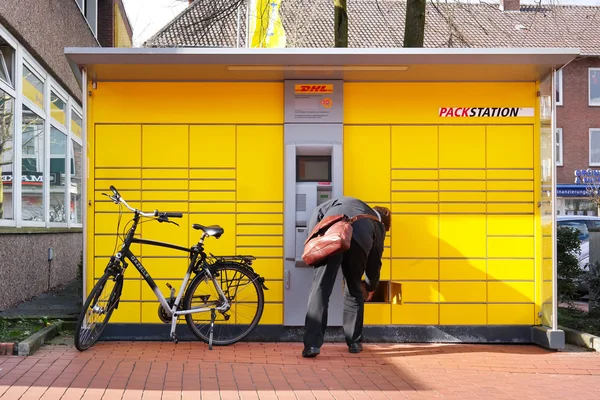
[0,37,14,88]
[70,139,83,224]
[558,220,590,241]
[22,65,44,110]
[71,112,82,139]
[556,69,563,106]
[590,129,600,166]
[590,68,600,106]
[0,88,14,221]
[50,126,67,223]
[50,91,66,126]
[21,106,44,222]
[556,128,563,166]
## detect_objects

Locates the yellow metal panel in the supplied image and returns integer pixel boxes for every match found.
[258,304,283,324]
[141,258,189,280]
[142,191,189,202]
[95,190,141,202]
[237,203,284,213]
[543,237,552,259]
[392,215,438,257]
[94,200,142,212]
[189,202,236,213]
[237,247,283,258]
[95,179,141,190]
[189,180,236,191]
[250,258,283,280]
[488,237,534,258]
[439,214,486,258]
[439,181,486,191]
[392,304,439,325]
[237,125,283,202]
[237,236,283,247]
[190,214,236,255]
[391,170,438,180]
[440,304,486,325]
[439,259,486,281]
[439,126,485,168]
[392,192,438,203]
[364,304,391,325]
[95,125,141,168]
[391,126,438,169]
[190,169,236,179]
[237,213,283,224]
[143,169,189,179]
[344,126,390,202]
[142,180,188,191]
[189,125,236,168]
[95,169,142,179]
[95,236,140,257]
[487,192,534,202]
[487,203,534,214]
[392,203,438,213]
[141,202,188,213]
[119,280,141,301]
[263,281,283,303]
[142,280,176,300]
[488,282,534,303]
[392,259,438,280]
[95,213,128,234]
[141,215,190,257]
[487,181,534,191]
[379,259,391,280]
[439,192,486,202]
[439,170,486,180]
[382,248,391,258]
[440,282,486,303]
[488,304,534,324]
[94,82,283,124]
[142,125,189,168]
[439,204,486,213]
[399,282,439,302]
[487,215,534,236]
[189,192,236,202]
[109,302,141,323]
[487,125,534,169]
[488,259,535,281]
[542,259,552,280]
[487,169,534,180]
[542,282,553,303]
[392,181,438,191]
[237,225,283,235]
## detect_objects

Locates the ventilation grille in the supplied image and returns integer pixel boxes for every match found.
[296,194,306,212]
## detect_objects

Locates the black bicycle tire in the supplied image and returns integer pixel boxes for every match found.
[184,263,264,346]
[74,271,120,351]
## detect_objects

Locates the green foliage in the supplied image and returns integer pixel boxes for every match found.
[557,226,583,302]
[585,261,600,315]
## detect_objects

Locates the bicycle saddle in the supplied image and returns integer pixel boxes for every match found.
[192,224,224,238]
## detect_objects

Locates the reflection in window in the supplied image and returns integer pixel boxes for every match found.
[0,38,14,87]
[50,126,67,222]
[51,92,66,126]
[23,65,44,109]
[0,89,14,220]
[71,112,82,139]
[591,69,600,106]
[70,139,82,224]
[22,106,44,222]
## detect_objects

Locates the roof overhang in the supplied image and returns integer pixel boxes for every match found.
[64,47,580,86]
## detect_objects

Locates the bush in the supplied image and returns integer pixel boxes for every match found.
[557,226,583,302]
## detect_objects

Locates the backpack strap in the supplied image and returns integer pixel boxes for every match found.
[349,213,382,224]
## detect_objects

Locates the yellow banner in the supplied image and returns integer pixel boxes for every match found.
[248,0,286,48]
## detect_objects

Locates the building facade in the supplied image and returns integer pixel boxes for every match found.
[0,0,131,310]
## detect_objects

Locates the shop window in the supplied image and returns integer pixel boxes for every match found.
[21,106,44,222]
[50,91,66,126]
[50,126,67,223]
[590,68,600,106]
[556,128,563,166]
[71,111,83,139]
[590,129,600,166]
[0,88,14,221]
[564,199,598,217]
[22,65,44,110]
[0,37,14,88]
[70,139,83,224]
[555,69,563,106]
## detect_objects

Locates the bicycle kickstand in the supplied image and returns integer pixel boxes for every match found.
[208,308,216,350]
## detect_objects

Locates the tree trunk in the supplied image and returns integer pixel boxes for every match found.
[404,0,426,47]
[334,0,348,47]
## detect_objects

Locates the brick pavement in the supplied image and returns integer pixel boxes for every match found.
[1,342,600,399]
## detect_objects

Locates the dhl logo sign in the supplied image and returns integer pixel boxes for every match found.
[294,84,334,94]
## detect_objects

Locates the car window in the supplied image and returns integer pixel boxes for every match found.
[558,220,590,241]
[591,220,600,229]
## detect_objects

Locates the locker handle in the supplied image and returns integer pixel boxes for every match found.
[284,270,290,290]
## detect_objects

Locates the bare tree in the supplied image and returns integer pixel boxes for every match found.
[334,0,348,47]
[404,0,426,47]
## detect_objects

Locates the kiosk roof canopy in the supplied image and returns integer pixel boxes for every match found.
[65,47,579,84]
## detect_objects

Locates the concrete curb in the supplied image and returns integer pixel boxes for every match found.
[559,325,600,351]
[17,320,63,356]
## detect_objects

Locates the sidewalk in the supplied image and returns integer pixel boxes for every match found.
[1,341,600,399]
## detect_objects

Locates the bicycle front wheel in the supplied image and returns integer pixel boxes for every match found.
[74,271,122,351]
[184,263,264,346]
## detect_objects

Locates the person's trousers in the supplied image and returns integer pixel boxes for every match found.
[303,239,368,348]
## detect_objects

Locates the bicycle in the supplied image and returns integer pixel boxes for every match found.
[74,185,268,351]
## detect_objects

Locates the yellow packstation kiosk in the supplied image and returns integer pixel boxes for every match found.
[65,47,578,349]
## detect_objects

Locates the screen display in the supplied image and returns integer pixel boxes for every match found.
[297,156,331,182]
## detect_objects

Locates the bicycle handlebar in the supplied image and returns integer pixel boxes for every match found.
[105,186,183,219]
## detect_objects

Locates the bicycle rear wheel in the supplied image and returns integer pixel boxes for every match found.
[74,271,122,351]
[184,263,264,346]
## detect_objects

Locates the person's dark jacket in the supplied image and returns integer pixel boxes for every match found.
[306,196,386,292]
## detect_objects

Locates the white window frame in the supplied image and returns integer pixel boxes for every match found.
[556,128,563,166]
[555,69,563,106]
[21,58,46,119]
[589,129,600,167]
[0,89,16,227]
[590,68,600,107]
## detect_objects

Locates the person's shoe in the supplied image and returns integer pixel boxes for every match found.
[348,343,363,354]
[302,346,320,358]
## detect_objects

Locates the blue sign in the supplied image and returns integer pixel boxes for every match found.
[557,185,589,197]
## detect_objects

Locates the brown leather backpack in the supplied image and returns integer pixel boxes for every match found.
[302,213,381,266]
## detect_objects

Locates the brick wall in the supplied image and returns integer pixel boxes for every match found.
[97,0,114,47]
[557,56,600,184]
